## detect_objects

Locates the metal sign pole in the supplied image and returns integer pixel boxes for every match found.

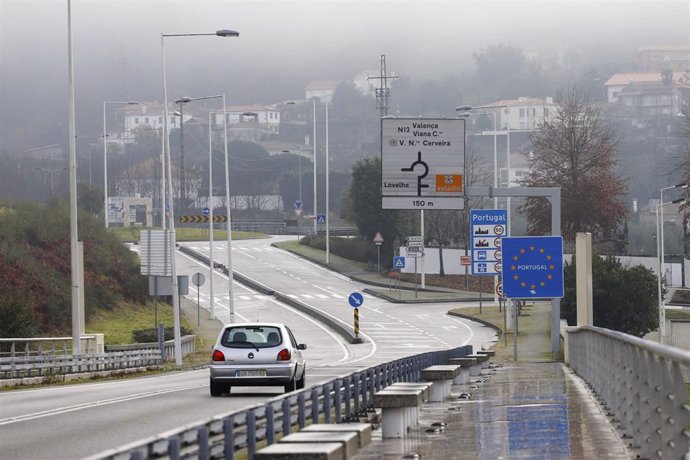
[513,300,518,361]
[414,257,418,298]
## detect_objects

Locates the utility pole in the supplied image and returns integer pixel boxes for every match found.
[367,54,399,118]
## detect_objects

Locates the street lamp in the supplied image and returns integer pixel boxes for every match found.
[325,102,330,264]
[175,94,232,321]
[161,29,239,366]
[657,183,688,341]
[103,101,138,228]
[286,99,317,234]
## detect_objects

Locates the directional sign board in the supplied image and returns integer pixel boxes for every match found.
[471,209,507,276]
[393,256,406,269]
[501,236,564,299]
[348,292,364,308]
[381,117,465,210]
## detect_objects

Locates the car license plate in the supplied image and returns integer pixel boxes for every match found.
[236,370,266,377]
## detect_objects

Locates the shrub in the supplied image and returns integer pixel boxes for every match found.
[132,326,194,343]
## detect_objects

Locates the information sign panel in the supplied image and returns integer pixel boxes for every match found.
[501,236,564,299]
[381,117,465,210]
[470,209,507,276]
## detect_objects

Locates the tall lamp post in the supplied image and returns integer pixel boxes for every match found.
[161,30,239,366]
[286,99,317,233]
[175,95,230,321]
[325,102,330,263]
[103,101,138,228]
[657,183,688,341]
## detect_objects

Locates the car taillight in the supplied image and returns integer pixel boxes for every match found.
[212,350,225,362]
[277,349,291,361]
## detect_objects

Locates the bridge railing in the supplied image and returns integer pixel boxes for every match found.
[565,325,690,459]
[86,345,472,460]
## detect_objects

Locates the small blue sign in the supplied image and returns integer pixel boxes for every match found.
[294,200,303,209]
[477,263,487,273]
[393,256,406,269]
[316,214,326,224]
[502,236,564,299]
[202,207,210,217]
[348,292,364,308]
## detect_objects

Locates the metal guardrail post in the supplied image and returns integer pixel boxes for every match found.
[353,373,360,416]
[360,372,368,413]
[223,416,234,460]
[168,436,180,460]
[246,410,256,458]
[334,379,342,423]
[266,403,275,445]
[281,398,291,436]
[198,426,209,460]
[323,383,331,424]
[311,388,319,423]
[344,376,352,421]
[298,392,306,429]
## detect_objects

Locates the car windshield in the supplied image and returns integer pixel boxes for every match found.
[221,326,283,349]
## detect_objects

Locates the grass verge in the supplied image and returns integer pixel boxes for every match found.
[109,226,266,242]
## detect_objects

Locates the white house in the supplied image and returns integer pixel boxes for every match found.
[351,69,378,96]
[305,80,340,103]
[476,97,558,131]
[124,102,191,140]
[604,71,690,117]
[212,104,280,134]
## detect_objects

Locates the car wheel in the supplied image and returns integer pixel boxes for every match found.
[297,370,306,390]
[284,376,297,393]
[210,378,224,397]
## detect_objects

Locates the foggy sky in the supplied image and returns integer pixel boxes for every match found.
[1,0,689,152]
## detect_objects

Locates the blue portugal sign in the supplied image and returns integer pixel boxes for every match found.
[501,236,564,299]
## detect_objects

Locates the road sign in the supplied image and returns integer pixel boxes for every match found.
[348,292,364,308]
[179,215,227,224]
[496,282,504,297]
[470,209,507,276]
[406,245,423,253]
[294,199,303,209]
[460,255,471,266]
[381,117,465,210]
[316,214,326,224]
[373,232,384,244]
[192,272,206,286]
[502,236,564,299]
[202,207,210,217]
[406,252,423,258]
[407,236,423,243]
[393,256,406,269]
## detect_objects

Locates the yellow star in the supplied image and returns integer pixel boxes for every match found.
[511,265,517,271]
[520,282,526,287]
[520,248,526,254]
[549,264,555,270]
[546,255,552,260]
[547,274,553,280]
[530,284,536,290]
[540,281,545,287]
[539,248,544,253]
[513,255,519,261]
[513,274,519,280]
[529,245,535,251]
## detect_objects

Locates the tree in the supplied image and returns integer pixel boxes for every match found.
[561,255,658,337]
[520,88,628,243]
[347,157,410,265]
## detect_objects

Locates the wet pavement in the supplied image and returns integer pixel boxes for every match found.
[353,362,631,460]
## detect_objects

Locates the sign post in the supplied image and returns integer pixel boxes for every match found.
[381,117,466,210]
[501,235,564,361]
[348,292,364,341]
[373,232,384,273]
[191,272,206,325]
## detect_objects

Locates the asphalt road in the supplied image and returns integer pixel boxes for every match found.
[0,236,496,459]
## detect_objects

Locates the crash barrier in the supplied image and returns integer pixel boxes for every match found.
[0,335,105,358]
[565,326,690,459]
[106,335,196,362]
[0,349,162,380]
[85,345,472,460]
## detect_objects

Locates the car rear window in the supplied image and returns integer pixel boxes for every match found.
[221,326,283,349]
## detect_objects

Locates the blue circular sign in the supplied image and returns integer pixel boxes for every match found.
[294,200,303,209]
[348,292,364,308]
[202,207,210,216]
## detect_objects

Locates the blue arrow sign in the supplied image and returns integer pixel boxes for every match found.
[316,214,326,224]
[393,256,406,269]
[202,207,210,217]
[294,200,303,209]
[501,236,564,299]
[348,292,364,308]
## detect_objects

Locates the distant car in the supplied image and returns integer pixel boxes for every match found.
[209,323,307,396]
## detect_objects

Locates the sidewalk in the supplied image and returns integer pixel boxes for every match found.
[273,243,632,459]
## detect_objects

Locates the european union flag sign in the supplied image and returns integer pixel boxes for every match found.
[502,236,564,299]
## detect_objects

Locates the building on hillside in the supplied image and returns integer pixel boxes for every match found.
[352,69,378,96]
[637,46,690,72]
[305,80,340,103]
[468,97,559,132]
[123,102,192,141]
[604,71,690,117]
[212,104,281,141]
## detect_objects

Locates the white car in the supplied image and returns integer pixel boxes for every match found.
[209,323,307,396]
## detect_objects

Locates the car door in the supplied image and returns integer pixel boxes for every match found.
[286,327,305,376]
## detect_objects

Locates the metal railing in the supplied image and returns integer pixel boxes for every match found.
[0,335,105,357]
[0,349,163,380]
[87,345,472,460]
[565,326,690,459]
[106,335,197,362]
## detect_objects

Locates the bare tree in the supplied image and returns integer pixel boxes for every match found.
[520,87,627,243]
